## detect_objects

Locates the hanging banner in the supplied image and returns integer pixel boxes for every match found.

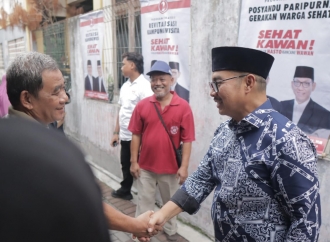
[80,10,108,100]
[140,0,191,102]
[238,0,330,154]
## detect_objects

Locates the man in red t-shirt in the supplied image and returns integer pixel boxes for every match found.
[128,60,195,241]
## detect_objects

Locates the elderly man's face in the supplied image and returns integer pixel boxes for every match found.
[210,70,245,121]
[291,77,315,104]
[150,72,173,100]
[29,69,68,124]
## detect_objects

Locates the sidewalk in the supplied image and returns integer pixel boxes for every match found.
[98,180,189,242]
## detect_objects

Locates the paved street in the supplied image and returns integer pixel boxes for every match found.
[98,180,189,242]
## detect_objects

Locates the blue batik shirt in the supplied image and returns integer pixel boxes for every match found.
[171,100,321,242]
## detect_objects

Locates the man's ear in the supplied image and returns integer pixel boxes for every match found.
[312,82,316,91]
[244,74,256,92]
[20,91,34,110]
[130,61,136,70]
[170,76,175,85]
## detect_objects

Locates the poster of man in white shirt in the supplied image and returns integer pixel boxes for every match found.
[281,66,330,138]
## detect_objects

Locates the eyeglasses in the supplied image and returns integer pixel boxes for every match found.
[293,80,312,88]
[209,74,248,92]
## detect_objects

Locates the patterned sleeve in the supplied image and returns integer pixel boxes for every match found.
[171,125,223,214]
[271,127,321,241]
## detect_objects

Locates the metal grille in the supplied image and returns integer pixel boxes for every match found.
[8,37,25,65]
[0,43,4,71]
[42,21,71,91]
[43,21,65,65]
[103,0,142,90]
[31,0,142,94]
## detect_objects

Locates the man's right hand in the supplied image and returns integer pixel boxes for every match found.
[130,162,140,178]
[110,134,119,147]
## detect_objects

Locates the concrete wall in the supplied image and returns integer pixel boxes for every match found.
[64,1,329,240]
[65,16,122,183]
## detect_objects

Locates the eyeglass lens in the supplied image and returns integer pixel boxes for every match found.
[293,80,311,88]
[209,82,217,92]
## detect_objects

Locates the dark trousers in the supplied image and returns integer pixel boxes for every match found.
[118,140,133,194]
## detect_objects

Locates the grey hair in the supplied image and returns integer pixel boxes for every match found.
[233,71,266,91]
[254,74,267,91]
[6,52,59,108]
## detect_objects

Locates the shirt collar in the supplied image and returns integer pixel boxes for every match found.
[294,98,310,108]
[228,99,274,131]
[128,74,144,85]
[150,91,180,105]
[8,107,39,123]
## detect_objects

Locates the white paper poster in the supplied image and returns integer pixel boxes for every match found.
[80,10,108,100]
[238,0,330,152]
[140,0,191,102]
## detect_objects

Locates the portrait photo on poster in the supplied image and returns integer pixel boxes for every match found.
[237,0,330,150]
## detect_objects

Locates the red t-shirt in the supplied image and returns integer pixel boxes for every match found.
[128,92,195,174]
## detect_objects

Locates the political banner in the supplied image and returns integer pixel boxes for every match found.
[80,10,108,100]
[140,0,191,102]
[238,0,330,153]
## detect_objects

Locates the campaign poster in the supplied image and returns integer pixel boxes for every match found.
[140,0,191,103]
[238,0,330,153]
[80,11,108,100]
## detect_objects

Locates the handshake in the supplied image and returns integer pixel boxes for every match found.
[130,201,182,241]
[131,210,167,242]
[104,201,182,241]
[104,199,182,241]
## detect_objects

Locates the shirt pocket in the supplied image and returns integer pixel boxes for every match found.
[129,92,139,105]
[129,88,140,105]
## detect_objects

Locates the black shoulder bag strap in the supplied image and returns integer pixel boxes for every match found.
[153,102,182,167]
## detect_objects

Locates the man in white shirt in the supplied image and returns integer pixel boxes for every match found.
[110,52,153,200]
[281,66,330,137]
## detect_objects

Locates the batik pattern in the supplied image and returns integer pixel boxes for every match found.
[182,100,321,241]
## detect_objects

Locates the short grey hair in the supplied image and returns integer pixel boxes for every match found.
[255,74,267,91]
[6,52,59,108]
[233,71,266,91]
